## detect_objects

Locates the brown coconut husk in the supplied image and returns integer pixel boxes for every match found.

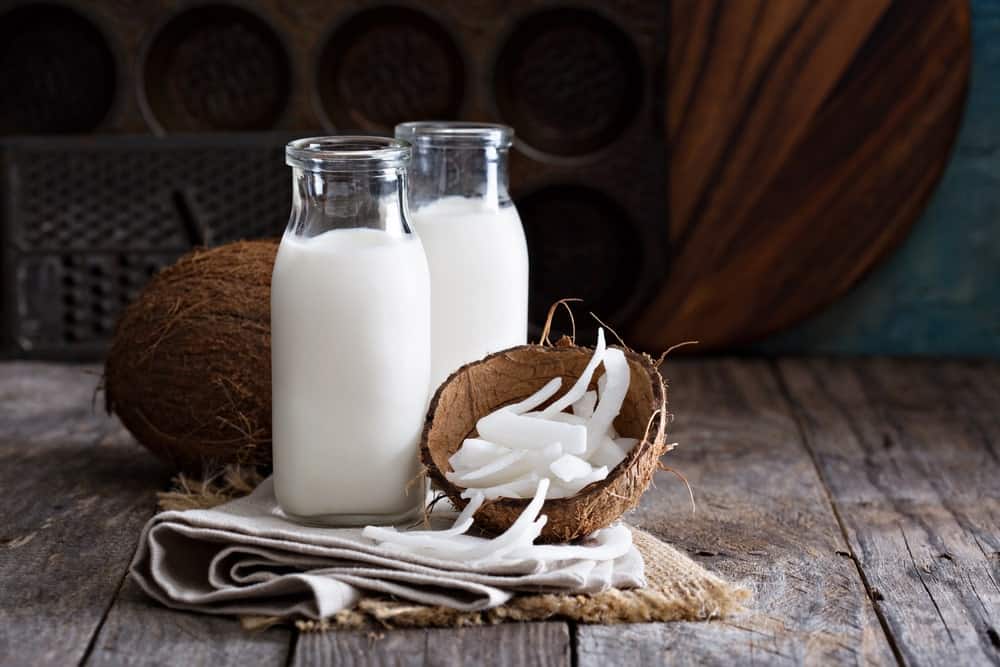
[421,334,670,543]
[104,240,277,473]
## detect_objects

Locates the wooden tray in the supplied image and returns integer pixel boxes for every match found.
[628,0,971,350]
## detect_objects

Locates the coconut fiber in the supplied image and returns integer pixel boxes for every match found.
[105,241,277,472]
[159,470,748,631]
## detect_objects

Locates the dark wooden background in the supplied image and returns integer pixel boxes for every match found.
[0,0,994,359]
[755,0,1000,358]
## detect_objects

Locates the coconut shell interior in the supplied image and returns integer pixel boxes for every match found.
[421,341,669,542]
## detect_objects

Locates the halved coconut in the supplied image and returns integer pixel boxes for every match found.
[421,338,670,542]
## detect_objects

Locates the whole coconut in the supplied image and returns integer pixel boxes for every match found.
[105,240,277,473]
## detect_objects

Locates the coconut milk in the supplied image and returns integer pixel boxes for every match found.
[270,227,430,523]
[410,196,529,391]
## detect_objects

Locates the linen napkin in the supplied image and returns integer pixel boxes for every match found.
[130,478,645,620]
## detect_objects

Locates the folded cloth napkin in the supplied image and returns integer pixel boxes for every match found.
[130,478,645,620]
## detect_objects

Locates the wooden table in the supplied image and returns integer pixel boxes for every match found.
[1,359,997,666]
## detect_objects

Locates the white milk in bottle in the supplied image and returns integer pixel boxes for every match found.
[395,122,529,392]
[271,137,430,525]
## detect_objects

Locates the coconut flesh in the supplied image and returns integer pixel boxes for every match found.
[446,329,637,500]
[362,478,635,566]
[420,330,671,543]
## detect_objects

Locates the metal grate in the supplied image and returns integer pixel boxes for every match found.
[1,135,294,359]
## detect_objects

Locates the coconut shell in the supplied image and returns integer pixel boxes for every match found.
[104,240,277,473]
[421,338,669,542]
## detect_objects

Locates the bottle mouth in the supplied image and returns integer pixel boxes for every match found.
[286,136,410,172]
[394,122,514,149]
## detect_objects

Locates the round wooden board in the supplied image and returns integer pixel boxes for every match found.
[628,0,971,351]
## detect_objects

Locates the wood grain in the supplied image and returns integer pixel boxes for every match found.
[5,360,999,664]
[577,360,895,665]
[293,622,570,667]
[631,0,971,350]
[0,364,170,666]
[777,359,1000,666]
[85,577,292,666]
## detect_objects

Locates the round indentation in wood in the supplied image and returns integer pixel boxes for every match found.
[0,4,116,134]
[316,7,464,132]
[142,5,290,132]
[518,185,643,334]
[494,9,642,157]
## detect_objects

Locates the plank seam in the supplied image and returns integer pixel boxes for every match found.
[283,625,299,667]
[568,620,579,667]
[899,526,956,646]
[769,360,907,667]
[76,422,154,667]
[78,565,133,667]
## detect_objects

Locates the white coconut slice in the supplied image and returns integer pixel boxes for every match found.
[477,409,586,454]
[533,410,588,426]
[530,441,564,464]
[397,479,551,562]
[539,328,606,417]
[508,377,563,414]
[461,472,540,500]
[523,442,565,478]
[448,438,510,471]
[589,437,627,469]
[451,490,485,528]
[549,465,609,498]
[549,453,594,483]
[448,442,566,493]
[446,449,527,484]
[362,491,486,546]
[572,390,597,419]
[457,479,550,561]
[585,348,629,456]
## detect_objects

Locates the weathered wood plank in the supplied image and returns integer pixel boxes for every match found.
[293,622,570,667]
[777,359,1000,666]
[0,363,170,666]
[86,577,291,667]
[577,359,895,666]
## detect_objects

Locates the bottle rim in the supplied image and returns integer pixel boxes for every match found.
[394,121,514,148]
[286,136,410,172]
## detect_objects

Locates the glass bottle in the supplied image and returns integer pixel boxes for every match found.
[394,122,529,392]
[271,136,430,526]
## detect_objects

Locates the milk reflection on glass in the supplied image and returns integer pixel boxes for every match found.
[271,137,430,526]
[396,122,529,393]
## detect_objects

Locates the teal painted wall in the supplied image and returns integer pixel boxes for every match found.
[753,0,1000,357]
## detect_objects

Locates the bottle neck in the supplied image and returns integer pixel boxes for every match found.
[288,167,411,238]
[408,145,511,211]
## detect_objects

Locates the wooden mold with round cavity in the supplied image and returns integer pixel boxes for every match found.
[421,338,669,542]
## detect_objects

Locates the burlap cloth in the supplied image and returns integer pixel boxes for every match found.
[157,470,748,631]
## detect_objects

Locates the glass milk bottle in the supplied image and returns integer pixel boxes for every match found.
[394,122,529,392]
[271,137,430,526]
